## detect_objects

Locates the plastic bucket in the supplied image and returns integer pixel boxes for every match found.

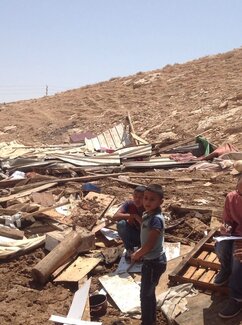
[89,294,107,317]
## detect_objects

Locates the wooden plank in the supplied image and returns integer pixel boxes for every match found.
[0,182,57,203]
[214,257,220,264]
[0,226,24,239]
[189,257,220,271]
[130,132,149,145]
[129,175,212,181]
[197,250,209,260]
[191,268,206,281]
[66,278,91,321]
[183,266,197,279]
[54,256,101,282]
[199,270,216,283]
[0,178,24,188]
[205,252,217,262]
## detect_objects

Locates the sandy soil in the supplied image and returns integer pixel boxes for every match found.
[0,169,236,324]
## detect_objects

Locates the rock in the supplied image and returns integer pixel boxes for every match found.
[219,101,228,109]
[234,160,242,172]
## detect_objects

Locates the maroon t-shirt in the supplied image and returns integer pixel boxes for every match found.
[121,200,145,229]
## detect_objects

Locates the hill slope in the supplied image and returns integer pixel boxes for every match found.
[0,47,242,149]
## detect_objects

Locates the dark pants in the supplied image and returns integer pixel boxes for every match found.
[215,240,242,300]
[140,255,167,325]
[116,220,140,250]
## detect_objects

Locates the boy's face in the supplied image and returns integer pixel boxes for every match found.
[133,191,144,208]
[143,190,163,212]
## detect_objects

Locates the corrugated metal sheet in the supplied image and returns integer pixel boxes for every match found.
[53,153,120,167]
[117,144,152,159]
[85,123,133,152]
[123,158,196,169]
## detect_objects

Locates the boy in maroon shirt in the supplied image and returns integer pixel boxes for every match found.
[113,186,146,261]
[214,175,242,318]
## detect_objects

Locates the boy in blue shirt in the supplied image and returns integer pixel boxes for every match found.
[131,184,167,325]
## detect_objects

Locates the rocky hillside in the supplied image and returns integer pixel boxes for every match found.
[0,47,242,149]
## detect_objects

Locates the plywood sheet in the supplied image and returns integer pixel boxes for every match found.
[54,257,101,282]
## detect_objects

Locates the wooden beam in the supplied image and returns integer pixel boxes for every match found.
[0,182,57,203]
[32,229,95,284]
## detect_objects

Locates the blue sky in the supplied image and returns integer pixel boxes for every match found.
[0,0,242,102]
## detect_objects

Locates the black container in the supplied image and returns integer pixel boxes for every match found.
[89,294,107,317]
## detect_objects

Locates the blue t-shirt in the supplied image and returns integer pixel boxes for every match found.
[141,209,165,260]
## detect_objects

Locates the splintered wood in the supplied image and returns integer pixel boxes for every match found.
[169,230,228,293]
[71,192,116,230]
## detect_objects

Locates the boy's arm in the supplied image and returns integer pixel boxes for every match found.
[220,195,233,235]
[113,202,133,222]
[131,229,160,262]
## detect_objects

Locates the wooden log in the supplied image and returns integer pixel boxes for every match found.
[31,229,95,284]
[0,225,24,239]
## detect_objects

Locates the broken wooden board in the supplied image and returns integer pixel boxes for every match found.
[175,292,242,325]
[0,225,24,239]
[82,192,116,217]
[168,230,228,293]
[31,192,55,207]
[72,192,116,231]
[78,277,91,321]
[0,182,57,203]
[99,273,140,313]
[66,278,91,321]
[54,256,101,283]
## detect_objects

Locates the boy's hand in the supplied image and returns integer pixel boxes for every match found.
[127,214,140,225]
[131,249,143,262]
[220,224,232,235]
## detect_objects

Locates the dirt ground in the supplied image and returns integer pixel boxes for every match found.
[0,47,242,324]
[0,169,236,325]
